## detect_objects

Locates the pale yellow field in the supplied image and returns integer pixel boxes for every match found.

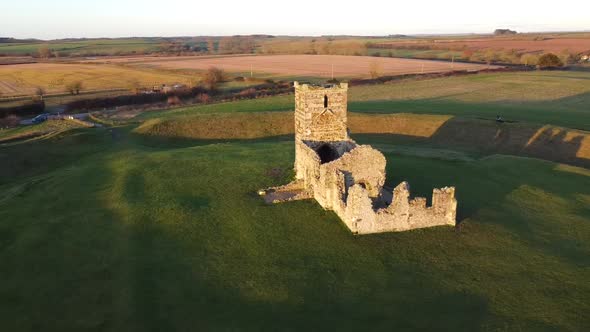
[0,63,192,96]
[0,55,499,97]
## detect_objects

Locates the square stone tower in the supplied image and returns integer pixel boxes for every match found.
[294,81,349,142]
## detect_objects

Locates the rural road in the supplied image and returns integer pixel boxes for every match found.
[19,112,93,125]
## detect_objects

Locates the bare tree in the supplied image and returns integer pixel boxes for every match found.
[203,67,225,90]
[37,45,52,59]
[34,87,45,101]
[484,50,497,65]
[559,49,576,65]
[520,53,539,66]
[369,61,381,79]
[127,79,141,94]
[207,39,216,54]
[66,81,83,95]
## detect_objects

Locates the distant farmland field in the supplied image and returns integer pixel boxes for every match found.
[125,54,498,78]
[0,63,192,96]
[0,38,162,56]
[0,55,497,97]
[375,37,590,54]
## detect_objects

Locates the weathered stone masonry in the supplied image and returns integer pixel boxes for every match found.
[261,82,457,234]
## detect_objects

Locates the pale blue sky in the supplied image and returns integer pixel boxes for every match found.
[1,0,589,39]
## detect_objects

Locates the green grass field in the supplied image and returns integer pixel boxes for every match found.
[0,39,162,56]
[0,127,588,331]
[368,48,465,60]
[138,71,590,130]
[0,70,589,331]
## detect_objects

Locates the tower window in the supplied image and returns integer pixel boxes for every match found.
[324,95,328,108]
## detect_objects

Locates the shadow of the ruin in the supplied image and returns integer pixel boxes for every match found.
[351,106,590,170]
[426,117,589,169]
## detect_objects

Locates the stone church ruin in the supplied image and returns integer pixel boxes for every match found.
[260,82,457,234]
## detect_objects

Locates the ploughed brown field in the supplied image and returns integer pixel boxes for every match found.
[119,54,498,78]
[377,37,590,53]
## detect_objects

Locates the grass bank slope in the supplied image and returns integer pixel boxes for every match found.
[135,112,590,168]
[0,119,93,144]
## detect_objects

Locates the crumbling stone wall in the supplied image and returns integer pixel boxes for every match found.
[262,82,457,234]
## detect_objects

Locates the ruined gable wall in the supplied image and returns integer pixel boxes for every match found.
[323,145,386,198]
[294,140,321,185]
[311,145,386,224]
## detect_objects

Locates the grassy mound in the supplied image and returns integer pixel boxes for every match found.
[0,128,588,330]
[135,112,293,140]
[135,111,590,168]
[0,119,93,144]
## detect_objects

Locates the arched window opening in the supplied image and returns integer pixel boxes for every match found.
[317,144,339,164]
[324,95,328,108]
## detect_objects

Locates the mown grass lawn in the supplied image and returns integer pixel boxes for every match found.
[0,127,588,331]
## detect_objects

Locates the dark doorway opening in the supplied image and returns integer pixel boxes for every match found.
[324,95,328,108]
[317,144,339,164]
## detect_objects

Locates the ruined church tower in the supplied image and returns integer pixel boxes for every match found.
[261,81,457,235]
[294,82,351,180]
[294,82,349,142]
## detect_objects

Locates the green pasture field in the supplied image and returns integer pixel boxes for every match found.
[0,69,588,331]
[0,125,588,331]
[0,39,162,56]
[139,71,590,130]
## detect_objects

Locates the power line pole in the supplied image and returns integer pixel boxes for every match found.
[331,64,334,80]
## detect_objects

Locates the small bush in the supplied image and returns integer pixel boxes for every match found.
[167,96,181,106]
[0,115,20,128]
[237,88,257,98]
[537,53,563,69]
[197,93,211,104]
